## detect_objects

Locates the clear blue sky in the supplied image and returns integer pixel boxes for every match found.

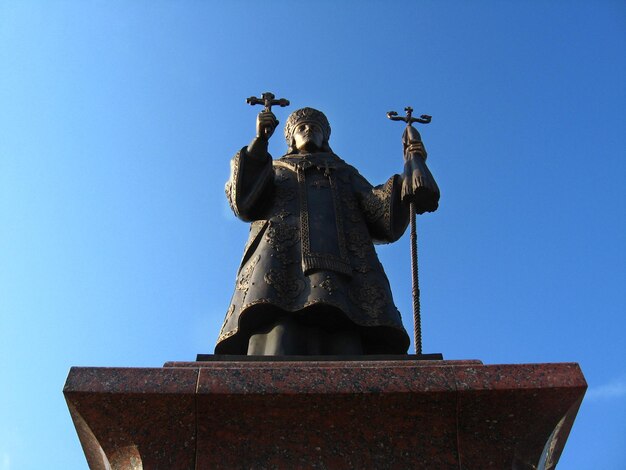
[1,1,624,468]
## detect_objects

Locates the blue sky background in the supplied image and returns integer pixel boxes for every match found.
[1,1,624,468]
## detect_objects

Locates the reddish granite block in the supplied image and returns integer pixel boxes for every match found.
[64,367,198,470]
[453,363,587,469]
[64,360,586,469]
[195,361,460,469]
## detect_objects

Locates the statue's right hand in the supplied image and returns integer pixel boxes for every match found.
[256,111,278,141]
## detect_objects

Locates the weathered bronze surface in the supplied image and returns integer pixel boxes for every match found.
[387,107,440,354]
[215,96,439,355]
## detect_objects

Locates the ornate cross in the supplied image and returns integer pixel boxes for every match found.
[386,106,431,127]
[246,92,290,113]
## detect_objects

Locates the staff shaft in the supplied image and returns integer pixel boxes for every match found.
[409,202,422,354]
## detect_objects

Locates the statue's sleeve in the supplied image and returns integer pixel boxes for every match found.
[224,147,274,222]
[353,170,410,244]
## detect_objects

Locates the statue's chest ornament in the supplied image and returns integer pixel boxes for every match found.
[276,158,338,192]
[300,160,335,190]
[309,178,330,190]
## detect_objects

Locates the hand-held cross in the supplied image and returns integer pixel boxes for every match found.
[246,92,290,140]
[246,92,290,113]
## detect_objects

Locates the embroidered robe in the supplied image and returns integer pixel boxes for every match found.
[215,148,411,354]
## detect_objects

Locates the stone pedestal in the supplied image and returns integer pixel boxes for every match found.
[64,359,586,469]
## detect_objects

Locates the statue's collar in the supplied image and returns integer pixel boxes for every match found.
[278,152,344,169]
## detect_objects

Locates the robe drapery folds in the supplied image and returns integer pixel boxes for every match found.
[215,148,411,354]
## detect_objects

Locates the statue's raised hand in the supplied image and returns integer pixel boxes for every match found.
[256,111,278,142]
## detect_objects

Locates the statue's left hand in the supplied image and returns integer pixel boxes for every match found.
[404,141,427,161]
[402,155,440,212]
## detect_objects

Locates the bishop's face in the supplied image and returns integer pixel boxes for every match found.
[293,122,324,152]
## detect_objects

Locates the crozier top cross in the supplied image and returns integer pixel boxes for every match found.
[387,106,432,128]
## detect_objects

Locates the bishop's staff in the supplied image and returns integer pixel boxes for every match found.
[387,107,440,354]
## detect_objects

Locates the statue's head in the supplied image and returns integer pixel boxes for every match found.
[285,107,333,154]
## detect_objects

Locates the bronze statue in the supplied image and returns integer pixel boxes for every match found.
[215,97,439,355]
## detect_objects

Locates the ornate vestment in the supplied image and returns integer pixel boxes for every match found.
[215,148,411,354]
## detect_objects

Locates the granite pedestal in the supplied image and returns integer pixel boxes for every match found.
[64,359,586,469]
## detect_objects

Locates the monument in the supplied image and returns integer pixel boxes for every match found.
[216,94,438,356]
[64,92,586,469]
